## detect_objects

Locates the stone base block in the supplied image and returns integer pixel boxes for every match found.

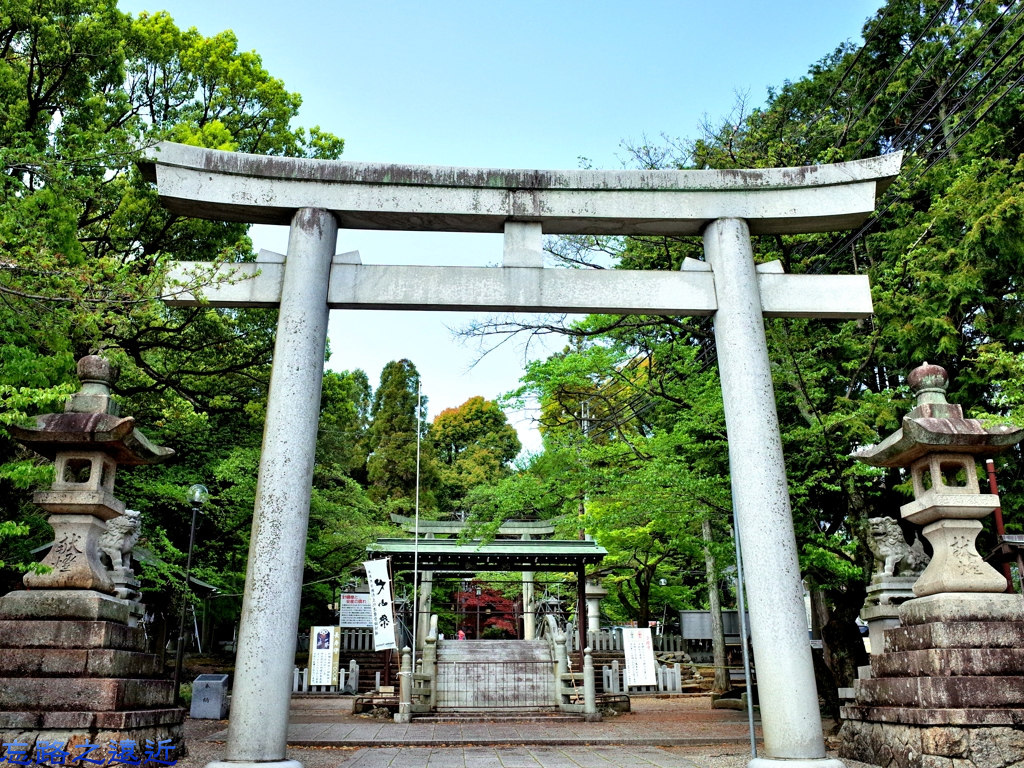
[855,676,1024,709]
[839,718,1024,768]
[748,759,843,768]
[204,761,301,768]
[0,590,129,623]
[0,619,146,651]
[0,593,185,768]
[0,678,175,711]
[899,593,1024,626]
[872,648,1024,678]
[842,705,1024,727]
[0,708,185,730]
[0,720,184,767]
[885,621,1024,653]
[0,648,163,677]
[865,576,919,603]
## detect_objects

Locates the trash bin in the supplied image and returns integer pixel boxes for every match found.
[190,674,230,719]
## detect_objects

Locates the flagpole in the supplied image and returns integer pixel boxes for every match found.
[411,377,422,664]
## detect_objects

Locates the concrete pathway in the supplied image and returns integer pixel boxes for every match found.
[178,696,878,768]
[278,715,755,748]
[324,745,731,768]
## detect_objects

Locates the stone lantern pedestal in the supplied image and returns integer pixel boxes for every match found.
[0,356,183,764]
[840,363,1024,768]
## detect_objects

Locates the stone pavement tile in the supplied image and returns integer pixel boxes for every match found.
[614,747,682,765]
[632,749,704,768]
[423,747,467,766]
[339,747,401,768]
[497,745,543,767]
[555,747,618,767]
[428,725,463,739]
[317,723,359,740]
[390,754,431,768]
[523,746,580,768]
[373,724,410,741]
[486,727,526,739]
[289,722,337,739]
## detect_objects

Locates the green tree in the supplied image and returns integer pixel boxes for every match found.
[430,396,521,515]
[465,0,1024,690]
[317,369,373,483]
[366,359,436,511]
[0,0,345,639]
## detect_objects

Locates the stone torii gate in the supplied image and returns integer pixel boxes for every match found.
[141,142,901,768]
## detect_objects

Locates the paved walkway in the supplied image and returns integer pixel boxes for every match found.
[277,697,758,748]
[320,745,739,768]
[179,696,872,768]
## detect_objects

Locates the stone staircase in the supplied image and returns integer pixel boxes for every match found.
[434,639,556,712]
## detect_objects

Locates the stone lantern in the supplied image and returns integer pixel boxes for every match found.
[840,362,1024,768]
[0,356,181,761]
[852,362,1020,599]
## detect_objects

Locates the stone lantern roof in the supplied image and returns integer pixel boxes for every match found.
[8,355,174,465]
[852,362,1023,467]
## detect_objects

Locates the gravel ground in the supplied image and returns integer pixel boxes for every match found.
[174,697,880,768]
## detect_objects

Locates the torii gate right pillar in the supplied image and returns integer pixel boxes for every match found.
[705,218,837,767]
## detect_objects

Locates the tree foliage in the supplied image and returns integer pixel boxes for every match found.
[460,0,1024,684]
[430,395,521,515]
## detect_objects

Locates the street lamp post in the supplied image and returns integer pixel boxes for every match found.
[173,483,208,703]
[475,585,482,639]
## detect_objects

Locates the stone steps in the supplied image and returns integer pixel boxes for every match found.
[436,639,551,663]
[434,640,554,710]
[415,709,572,723]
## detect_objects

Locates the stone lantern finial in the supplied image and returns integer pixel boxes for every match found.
[908,361,947,403]
[67,354,119,416]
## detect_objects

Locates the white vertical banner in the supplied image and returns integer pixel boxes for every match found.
[621,627,657,686]
[363,558,398,651]
[309,625,339,686]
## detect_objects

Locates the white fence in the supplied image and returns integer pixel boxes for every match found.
[292,659,371,693]
[337,629,375,651]
[568,629,688,653]
[601,660,691,694]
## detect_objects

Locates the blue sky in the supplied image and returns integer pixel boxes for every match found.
[120,0,881,450]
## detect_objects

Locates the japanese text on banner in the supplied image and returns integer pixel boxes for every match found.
[362,558,398,651]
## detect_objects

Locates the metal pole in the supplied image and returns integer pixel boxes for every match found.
[172,502,199,702]
[985,459,1014,592]
[733,522,757,758]
[412,378,422,660]
[577,566,587,656]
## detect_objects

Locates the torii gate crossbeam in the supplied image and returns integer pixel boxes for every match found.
[141,143,901,768]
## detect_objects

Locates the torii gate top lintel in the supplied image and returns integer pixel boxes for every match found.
[141,142,902,235]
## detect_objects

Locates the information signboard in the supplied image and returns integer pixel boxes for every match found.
[309,625,340,686]
[339,592,373,627]
[622,627,657,687]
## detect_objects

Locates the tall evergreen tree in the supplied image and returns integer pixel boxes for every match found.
[366,359,435,511]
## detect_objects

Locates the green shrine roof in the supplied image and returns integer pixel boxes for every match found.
[367,537,606,572]
[389,513,556,536]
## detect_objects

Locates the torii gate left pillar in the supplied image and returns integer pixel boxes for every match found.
[220,208,336,767]
[142,143,900,768]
